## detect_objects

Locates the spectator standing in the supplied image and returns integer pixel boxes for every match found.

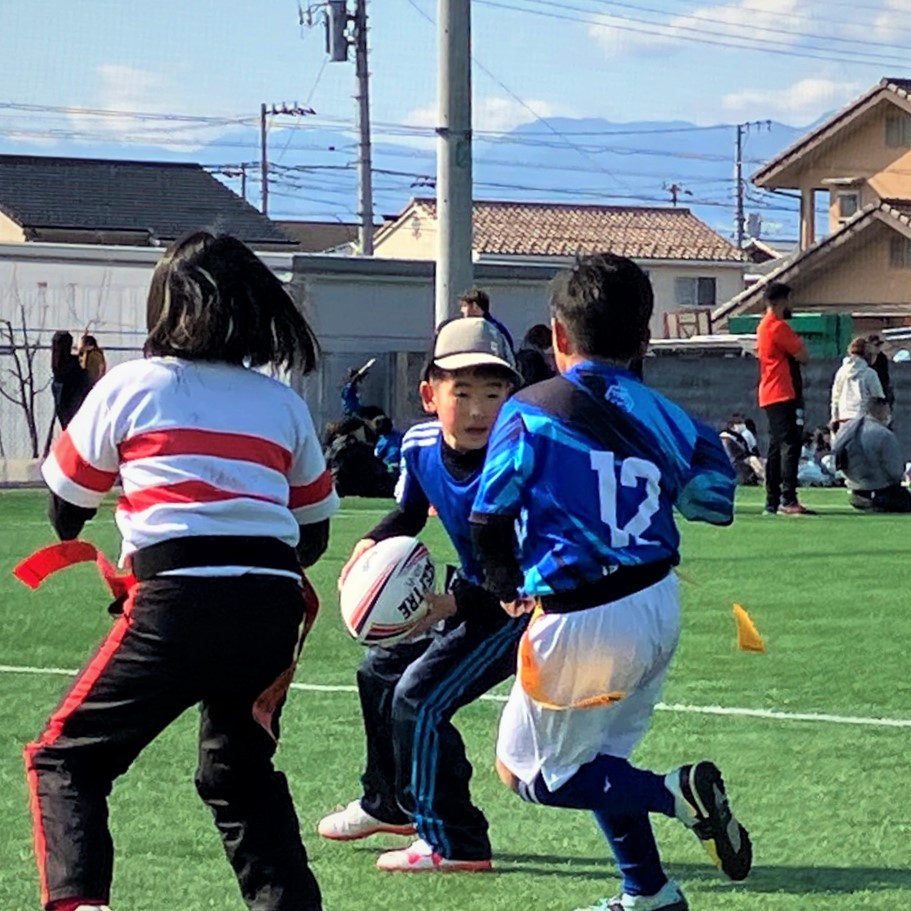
[515,323,555,387]
[459,288,514,351]
[77,334,107,386]
[49,331,92,430]
[830,337,884,437]
[833,397,911,512]
[756,282,814,515]
[867,334,894,410]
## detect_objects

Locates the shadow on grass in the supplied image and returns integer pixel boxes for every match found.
[493,853,911,892]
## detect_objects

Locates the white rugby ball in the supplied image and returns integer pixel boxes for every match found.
[340,536,435,646]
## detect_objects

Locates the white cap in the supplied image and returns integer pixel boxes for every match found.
[429,317,520,381]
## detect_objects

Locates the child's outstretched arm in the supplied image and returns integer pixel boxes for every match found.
[676,419,737,526]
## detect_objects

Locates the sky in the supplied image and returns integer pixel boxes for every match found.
[0,0,908,221]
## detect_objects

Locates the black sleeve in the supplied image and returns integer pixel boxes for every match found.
[296,518,330,568]
[367,470,430,543]
[48,491,97,541]
[470,514,524,603]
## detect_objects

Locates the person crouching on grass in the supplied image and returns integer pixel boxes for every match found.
[24,232,339,911]
[470,253,751,911]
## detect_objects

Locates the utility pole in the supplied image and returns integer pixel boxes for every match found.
[354,0,374,254]
[664,182,692,207]
[260,103,269,216]
[259,102,317,217]
[735,120,771,248]
[324,0,374,254]
[435,0,473,326]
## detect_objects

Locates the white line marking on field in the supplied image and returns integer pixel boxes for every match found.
[1,664,909,729]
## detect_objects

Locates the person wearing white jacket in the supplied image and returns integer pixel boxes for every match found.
[830,337,884,437]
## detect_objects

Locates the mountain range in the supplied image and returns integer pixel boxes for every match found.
[0,114,824,243]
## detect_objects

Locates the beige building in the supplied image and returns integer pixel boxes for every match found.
[375,198,746,339]
[716,77,911,328]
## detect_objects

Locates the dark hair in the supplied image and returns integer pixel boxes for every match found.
[144,231,319,372]
[549,253,653,361]
[869,396,890,411]
[459,288,490,314]
[80,334,99,348]
[522,323,551,351]
[51,331,74,377]
[765,282,791,303]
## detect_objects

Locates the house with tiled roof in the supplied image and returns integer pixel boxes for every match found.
[0,154,295,250]
[374,197,746,338]
[716,78,911,330]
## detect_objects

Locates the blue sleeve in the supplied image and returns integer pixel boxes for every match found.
[471,404,534,519]
[675,419,737,525]
[394,446,429,514]
[341,382,361,417]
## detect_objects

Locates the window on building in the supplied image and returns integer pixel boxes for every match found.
[889,236,911,268]
[837,192,859,220]
[674,276,717,307]
[885,113,911,148]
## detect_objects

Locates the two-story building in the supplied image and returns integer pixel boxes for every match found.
[374,197,747,339]
[715,77,911,330]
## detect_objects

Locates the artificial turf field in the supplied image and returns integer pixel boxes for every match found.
[0,488,908,911]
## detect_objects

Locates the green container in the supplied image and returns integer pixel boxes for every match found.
[728,312,854,359]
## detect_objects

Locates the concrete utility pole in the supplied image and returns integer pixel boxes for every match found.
[324,0,375,255]
[354,0,375,255]
[260,102,316,216]
[435,0,473,327]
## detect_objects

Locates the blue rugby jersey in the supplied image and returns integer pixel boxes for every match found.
[395,420,485,583]
[470,361,736,597]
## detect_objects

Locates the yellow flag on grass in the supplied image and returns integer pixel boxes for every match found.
[733,603,766,653]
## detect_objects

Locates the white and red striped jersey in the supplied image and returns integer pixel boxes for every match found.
[42,357,339,565]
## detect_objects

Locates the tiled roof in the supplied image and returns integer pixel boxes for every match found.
[753,77,911,186]
[399,198,744,262]
[0,154,293,245]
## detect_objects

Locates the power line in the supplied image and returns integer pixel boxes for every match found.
[403,0,631,191]
[577,0,911,53]
[474,0,911,67]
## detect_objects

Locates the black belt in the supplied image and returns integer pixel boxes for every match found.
[540,560,674,614]
[130,535,300,582]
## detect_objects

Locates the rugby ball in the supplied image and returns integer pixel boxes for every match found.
[340,536,435,646]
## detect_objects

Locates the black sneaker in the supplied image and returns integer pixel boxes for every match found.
[665,761,752,881]
[762,505,778,516]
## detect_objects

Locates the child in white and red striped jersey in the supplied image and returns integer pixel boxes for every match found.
[25,232,338,911]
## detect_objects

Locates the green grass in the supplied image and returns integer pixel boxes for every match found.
[0,488,909,910]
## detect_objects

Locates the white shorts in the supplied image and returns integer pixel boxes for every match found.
[497,572,680,792]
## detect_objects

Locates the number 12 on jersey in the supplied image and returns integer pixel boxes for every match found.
[590,451,661,547]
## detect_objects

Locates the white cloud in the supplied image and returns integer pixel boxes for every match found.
[67,64,232,151]
[721,77,865,124]
[589,0,814,58]
[871,0,911,42]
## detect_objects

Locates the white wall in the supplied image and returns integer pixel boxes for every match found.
[0,244,554,462]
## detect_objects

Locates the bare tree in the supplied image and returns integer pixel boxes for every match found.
[0,278,50,458]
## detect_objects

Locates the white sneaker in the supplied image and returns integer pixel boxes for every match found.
[574,879,688,910]
[74,906,113,911]
[376,838,493,872]
[317,799,416,841]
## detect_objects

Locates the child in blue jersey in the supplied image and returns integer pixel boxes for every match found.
[318,317,528,872]
[470,254,751,911]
